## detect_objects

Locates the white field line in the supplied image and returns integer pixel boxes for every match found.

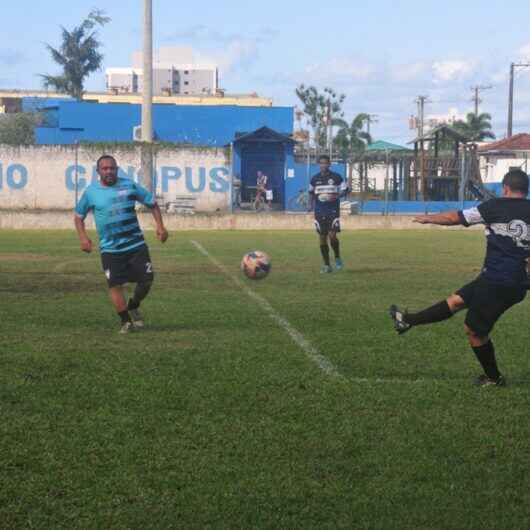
[191,240,343,378]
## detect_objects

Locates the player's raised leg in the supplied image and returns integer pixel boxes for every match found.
[389,293,465,334]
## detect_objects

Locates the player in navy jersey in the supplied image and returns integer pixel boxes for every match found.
[309,155,349,273]
[74,155,169,333]
[389,169,530,387]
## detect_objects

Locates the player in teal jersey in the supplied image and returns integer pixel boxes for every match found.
[74,155,168,333]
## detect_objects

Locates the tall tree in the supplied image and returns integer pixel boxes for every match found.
[333,113,372,161]
[453,112,495,142]
[41,9,111,100]
[295,85,345,150]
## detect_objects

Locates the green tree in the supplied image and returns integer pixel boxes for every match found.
[41,9,111,100]
[453,112,495,142]
[295,85,345,150]
[0,113,42,145]
[333,113,372,161]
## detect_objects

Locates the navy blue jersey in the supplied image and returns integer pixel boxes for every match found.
[309,171,348,217]
[459,198,530,285]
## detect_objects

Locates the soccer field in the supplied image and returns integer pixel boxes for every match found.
[1,229,529,529]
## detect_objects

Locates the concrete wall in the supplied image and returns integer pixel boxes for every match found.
[0,144,231,211]
[0,211,482,231]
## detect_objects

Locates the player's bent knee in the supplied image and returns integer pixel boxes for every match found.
[447,294,465,313]
[464,324,488,345]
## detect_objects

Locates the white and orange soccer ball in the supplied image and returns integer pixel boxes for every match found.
[241,250,271,280]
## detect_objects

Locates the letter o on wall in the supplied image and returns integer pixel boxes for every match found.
[7,164,28,189]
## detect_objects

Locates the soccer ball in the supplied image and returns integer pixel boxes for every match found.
[241,251,271,280]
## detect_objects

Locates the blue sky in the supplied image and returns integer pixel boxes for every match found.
[2,0,530,143]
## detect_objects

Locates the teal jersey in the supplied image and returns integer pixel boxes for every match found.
[75,178,155,253]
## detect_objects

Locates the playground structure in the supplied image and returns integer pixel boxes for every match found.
[351,126,496,205]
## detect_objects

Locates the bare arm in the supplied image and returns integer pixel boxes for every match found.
[150,203,169,243]
[413,210,463,226]
[74,216,93,253]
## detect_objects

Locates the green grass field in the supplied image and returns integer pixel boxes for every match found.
[1,229,530,530]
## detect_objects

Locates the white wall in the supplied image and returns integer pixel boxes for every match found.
[479,152,529,183]
[0,145,231,211]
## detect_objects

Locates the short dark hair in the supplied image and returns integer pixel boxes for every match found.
[96,155,117,169]
[318,154,331,163]
[502,168,529,195]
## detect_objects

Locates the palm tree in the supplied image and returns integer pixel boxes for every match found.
[41,9,110,100]
[453,112,495,142]
[333,113,373,161]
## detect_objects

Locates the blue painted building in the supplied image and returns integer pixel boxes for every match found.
[23,98,352,211]
[27,99,294,146]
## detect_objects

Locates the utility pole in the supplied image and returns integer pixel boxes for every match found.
[365,114,378,138]
[415,95,429,201]
[507,62,530,138]
[470,85,492,116]
[141,0,154,191]
[326,101,332,159]
[416,95,429,138]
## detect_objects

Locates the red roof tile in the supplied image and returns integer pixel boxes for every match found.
[479,133,530,151]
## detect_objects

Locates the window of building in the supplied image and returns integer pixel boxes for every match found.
[184,81,189,85]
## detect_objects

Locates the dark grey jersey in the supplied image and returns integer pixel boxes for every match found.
[459,198,530,285]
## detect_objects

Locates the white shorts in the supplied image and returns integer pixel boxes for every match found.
[265,190,273,201]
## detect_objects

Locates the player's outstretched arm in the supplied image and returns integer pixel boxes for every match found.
[413,210,462,226]
[74,216,93,253]
[151,203,169,243]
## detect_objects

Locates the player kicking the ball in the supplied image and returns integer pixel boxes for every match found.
[74,155,168,333]
[389,169,530,386]
[309,154,349,273]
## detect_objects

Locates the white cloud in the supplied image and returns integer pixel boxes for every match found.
[298,57,377,85]
[196,39,259,74]
[432,60,475,82]
[391,61,429,83]
[162,25,277,75]
[517,43,530,61]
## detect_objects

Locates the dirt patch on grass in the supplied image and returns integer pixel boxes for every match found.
[0,253,53,262]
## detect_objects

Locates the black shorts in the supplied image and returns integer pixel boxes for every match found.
[314,215,341,236]
[101,245,154,288]
[456,276,526,336]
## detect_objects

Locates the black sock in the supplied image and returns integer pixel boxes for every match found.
[472,340,501,380]
[128,282,152,310]
[118,310,131,324]
[320,244,330,266]
[330,239,340,259]
[404,301,453,326]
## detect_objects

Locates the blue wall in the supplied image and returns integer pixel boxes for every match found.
[285,162,346,212]
[31,100,294,146]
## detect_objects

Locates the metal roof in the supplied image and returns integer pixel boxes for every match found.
[366,140,412,152]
